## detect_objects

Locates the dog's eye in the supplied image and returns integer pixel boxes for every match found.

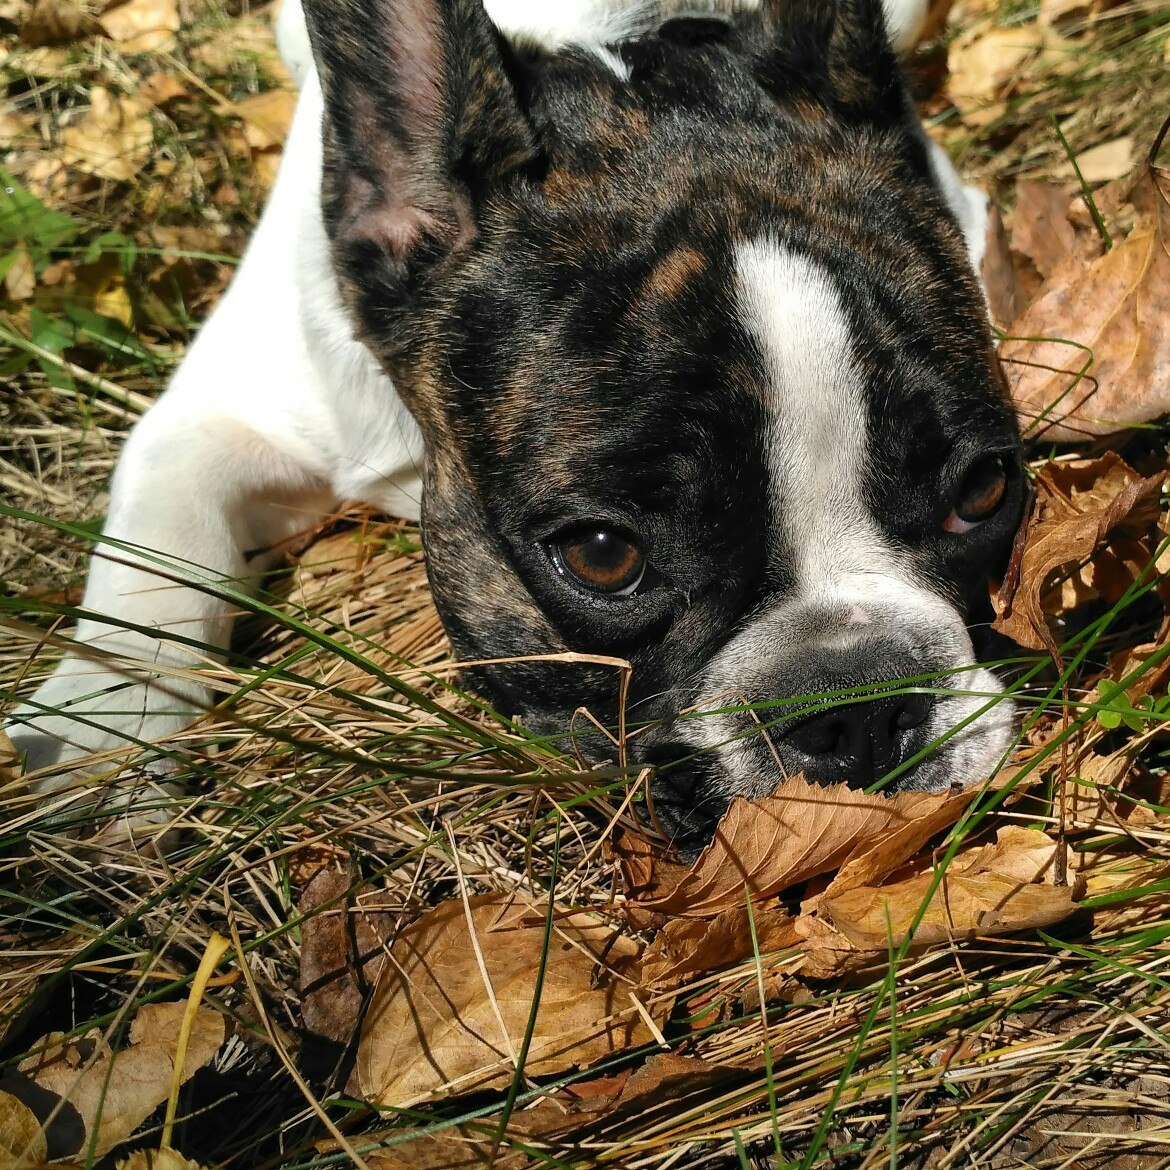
[550,528,648,596]
[944,456,1009,535]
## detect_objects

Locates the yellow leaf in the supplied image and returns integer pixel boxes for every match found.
[92,272,134,326]
[100,0,179,54]
[117,1151,206,1170]
[14,1003,224,1159]
[4,247,35,302]
[233,89,297,151]
[58,86,153,183]
[0,1089,46,1168]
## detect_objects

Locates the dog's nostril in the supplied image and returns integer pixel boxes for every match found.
[892,692,931,733]
[788,714,848,757]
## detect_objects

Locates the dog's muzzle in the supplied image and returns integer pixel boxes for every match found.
[638,590,1015,857]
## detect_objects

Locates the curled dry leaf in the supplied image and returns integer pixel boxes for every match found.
[1002,165,1170,441]
[58,87,154,183]
[0,729,18,786]
[2,1002,225,1160]
[798,828,1083,978]
[991,452,1164,653]
[622,775,990,919]
[297,863,397,1081]
[981,205,1024,330]
[353,894,651,1109]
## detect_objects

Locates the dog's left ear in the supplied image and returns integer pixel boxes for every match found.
[302,0,537,321]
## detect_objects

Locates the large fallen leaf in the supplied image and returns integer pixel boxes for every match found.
[1002,165,1170,440]
[353,894,651,1108]
[3,1002,224,1160]
[992,453,1164,653]
[798,828,1082,978]
[623,775,991,919]
[58,86,153,183]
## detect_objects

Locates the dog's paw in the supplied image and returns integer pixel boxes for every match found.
[7,657,206,846]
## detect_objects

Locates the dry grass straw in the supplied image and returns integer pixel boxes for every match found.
[3,1,1170,1166]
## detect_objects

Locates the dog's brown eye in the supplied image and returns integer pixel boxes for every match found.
[944,456,1009,535]
[552,528,647,595]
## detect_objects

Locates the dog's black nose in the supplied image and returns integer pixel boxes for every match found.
[782,691,933,790]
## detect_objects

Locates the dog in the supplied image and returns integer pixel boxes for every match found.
[7,0,1024,857]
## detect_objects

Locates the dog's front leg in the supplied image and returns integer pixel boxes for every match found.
[8,392,332,836]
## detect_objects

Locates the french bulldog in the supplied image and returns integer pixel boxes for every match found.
[6,0,1023,856]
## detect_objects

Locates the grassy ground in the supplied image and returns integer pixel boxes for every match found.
[3,1,1170,1167]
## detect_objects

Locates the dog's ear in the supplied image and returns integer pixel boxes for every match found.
[754,0,905,121]
[302,0,537,313]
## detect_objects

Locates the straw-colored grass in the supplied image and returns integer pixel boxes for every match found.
[3,1,1170,1167]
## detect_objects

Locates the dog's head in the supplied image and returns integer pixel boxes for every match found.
[303,0,1024,854]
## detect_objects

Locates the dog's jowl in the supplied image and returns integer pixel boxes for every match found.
[6,0,1024,854]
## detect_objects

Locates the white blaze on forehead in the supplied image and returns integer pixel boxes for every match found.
[735,238,902,596]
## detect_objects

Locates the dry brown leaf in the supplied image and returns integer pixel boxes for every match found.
[798,828,1082,977]
[1003,166,1170,441]
[353,894,650,1108]
[1012,181,1079,286]
[7,1002,224,1160]
[21,0,96,46]
[139,72,189,106]
[99,0,178,53]
[189,15,289,81]
[0,1089,46,1168]
[297,866,396,1067]
[641,902,800,985]
[58,87,153,183]
[626,775,988,919]
[991,453,1164,652]
[357,1129,528,1170]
